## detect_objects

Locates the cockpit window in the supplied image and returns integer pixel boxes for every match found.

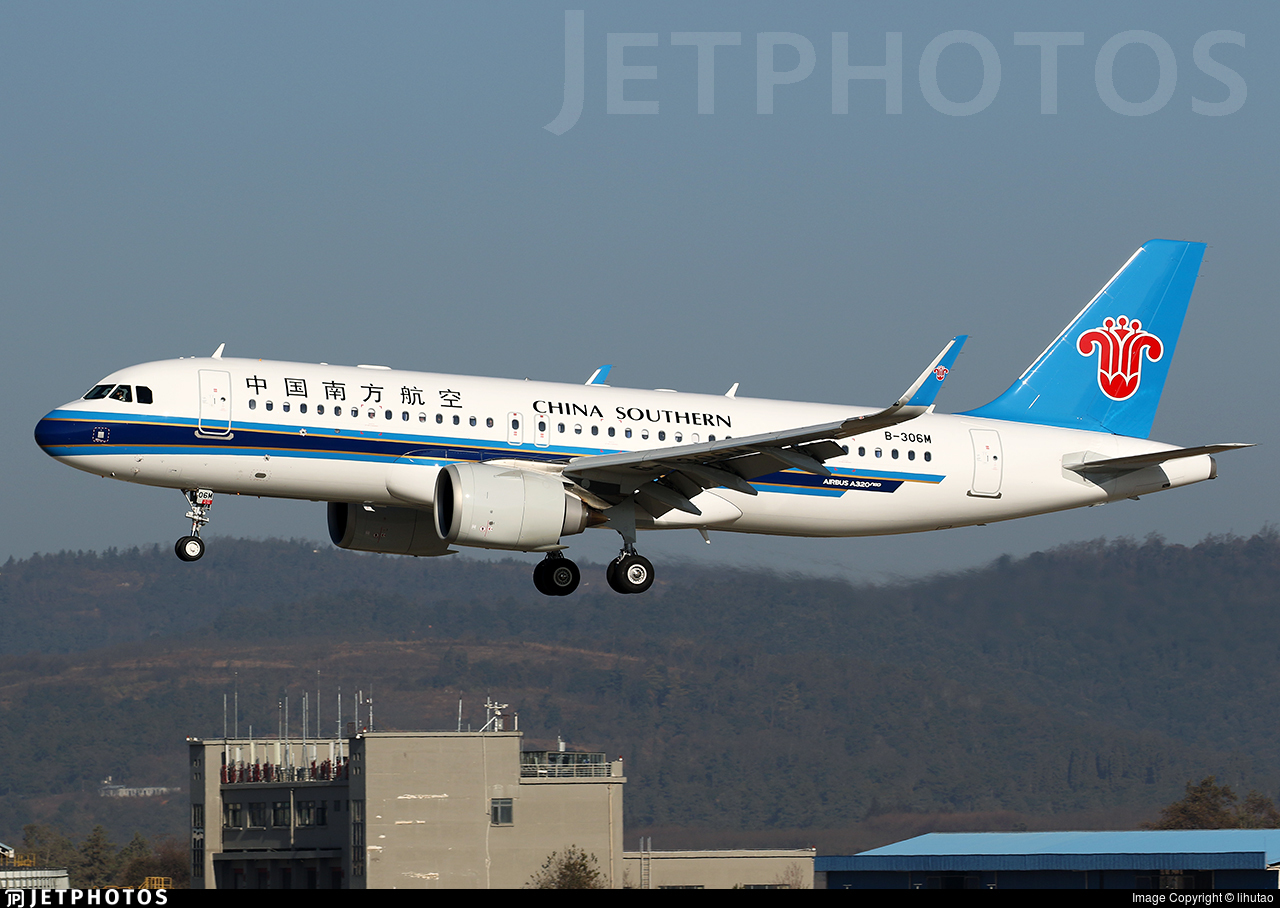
[84,384,114,400]
[108,385,133,403]
[136,386,153,404]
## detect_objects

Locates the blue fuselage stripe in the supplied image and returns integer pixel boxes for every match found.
[35,414,946,495]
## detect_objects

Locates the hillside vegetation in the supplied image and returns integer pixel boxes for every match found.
[1,530,1276,851]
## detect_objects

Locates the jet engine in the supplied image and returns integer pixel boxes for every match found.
[434,463,596,551]
[327,502,453,556]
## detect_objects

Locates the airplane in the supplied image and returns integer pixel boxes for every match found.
[34,240,1250,596]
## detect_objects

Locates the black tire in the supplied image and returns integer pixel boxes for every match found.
[532,560,555,596]
[606,557,622,593]
[546,559,580,596]
[175,536,205,562]
[614,554,654,594]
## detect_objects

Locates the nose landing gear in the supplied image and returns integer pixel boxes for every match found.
[175,489,213,562]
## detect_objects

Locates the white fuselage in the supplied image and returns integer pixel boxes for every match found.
[35,356,1214,544]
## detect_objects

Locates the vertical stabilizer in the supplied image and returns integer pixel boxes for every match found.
[961,239,1205,438]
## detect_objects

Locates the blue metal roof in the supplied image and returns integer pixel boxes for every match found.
[818,831,1280,873]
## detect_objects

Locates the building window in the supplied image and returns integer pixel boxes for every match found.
[223,802,242,829]
[273,802,291,828]
[297,801,316,827]
[248,802,267,828]
[192,804,204,830]
[352,800,365,877]
[490,798,513,825]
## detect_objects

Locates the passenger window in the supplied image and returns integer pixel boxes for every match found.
[402,411,408,421]
[892,449,899,459]
[607,427,615,437]
[452,415,460,425]
[300,403,308,414]
[557,423,565,433]
[691,433,699,443]
[591,425,598,436]
[384,410,392,420]
[511,419,519,430]
[486,418,494,428]
[136,386,153,404]
[317,404,325,415]
[924,451,932,462]
[109,385,133,402]
[538,421,547,432]
[658,431,666,441]
[248,399,257,410]
[574,425,582,435]
[674,432,682,443]
[708,434,715,441]
[874,448,882,458]
[908,450,915,461]
[266,401,273,411]
[367,409,375,419]
[436,414,443,424]
[470,416,477,427]
[625,428,633,439]
[334,406,343,416]
[419,413,427,423]
[282,402,290,413]
[641,429,649,440]
[858,446,865,457]
[83,384,114,400]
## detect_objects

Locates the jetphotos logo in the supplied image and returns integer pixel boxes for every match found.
[544,10,1246,134]
[1077,316,1163,401]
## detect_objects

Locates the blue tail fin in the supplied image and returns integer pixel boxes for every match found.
[961,239,1206,438]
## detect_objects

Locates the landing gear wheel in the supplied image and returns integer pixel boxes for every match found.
[533,557,580,596]
[175,535,205,562]
[546,559,580,596]
[533,560,554,595]
[608,554,653,595]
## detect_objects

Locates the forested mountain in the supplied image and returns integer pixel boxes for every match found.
[1,530,1277,852]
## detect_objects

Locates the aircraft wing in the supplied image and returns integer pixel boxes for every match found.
[562,336,966,515]
[1064,443,1254,476]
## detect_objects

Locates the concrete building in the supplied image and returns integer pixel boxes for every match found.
[623,847,815,889]
[189,729,625,889]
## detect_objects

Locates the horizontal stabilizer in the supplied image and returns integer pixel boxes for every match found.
[1065,443,1253,475]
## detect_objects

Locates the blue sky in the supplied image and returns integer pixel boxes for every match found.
[5,2,1273,580]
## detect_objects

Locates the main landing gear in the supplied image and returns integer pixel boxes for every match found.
[529,548,656,596]
[175,489,213,562]
[533,553,581,596]
[607,546,654,595]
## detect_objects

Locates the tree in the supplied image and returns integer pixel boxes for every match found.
[527,846,606,889]
[1144,777,1280,829]
[75,826,118,888]
[20,824,76,869]
[116,835,190,889]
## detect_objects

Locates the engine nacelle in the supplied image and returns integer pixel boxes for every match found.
[434,463,593,551]
[327,502,453,557]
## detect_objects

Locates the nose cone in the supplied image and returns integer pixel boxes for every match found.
[34,410,80,456]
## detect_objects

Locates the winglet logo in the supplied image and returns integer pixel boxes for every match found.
[1077,315,1163,400]
[933,366,949,381]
